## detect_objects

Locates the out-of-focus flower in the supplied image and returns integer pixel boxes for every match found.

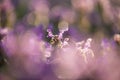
[71,0,96,13]
[52,46,82,80]
[98,0,114,22]
[61,9,76,24]
[0,0,16,29]
[27,0,49,28]
[2,27,45,79]
[58,20,69,32]
[114,34,120,44]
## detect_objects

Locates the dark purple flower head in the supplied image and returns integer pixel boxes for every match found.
[32,24,44,40]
